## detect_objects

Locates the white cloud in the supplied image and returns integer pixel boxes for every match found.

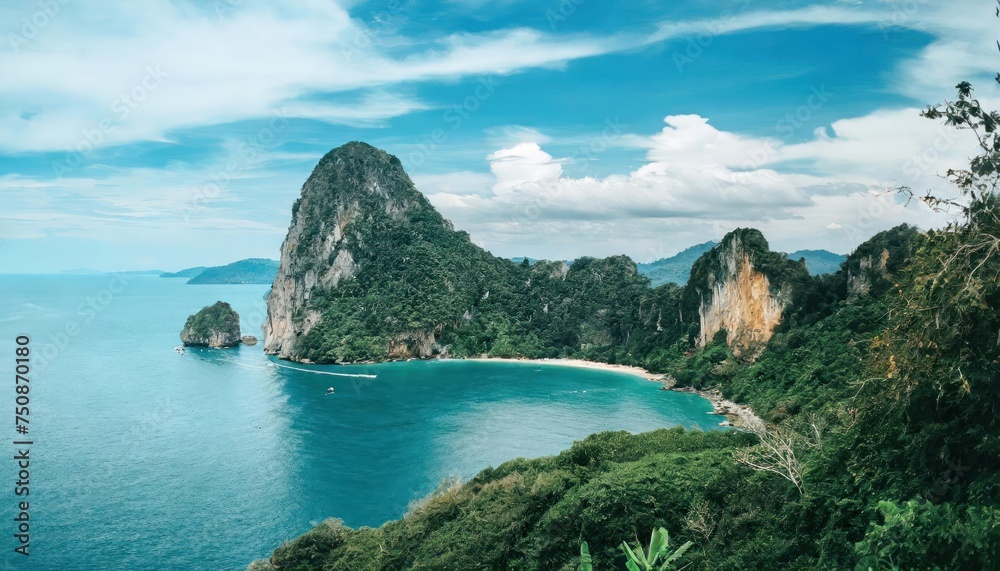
[640,115,782,169]
[487,142,563,193]
[426,107,968,259]
[3,0,996,268]
[648,4,885,44]
[2,0,994,156]
[410,171,493,196]
[0,1,620,153]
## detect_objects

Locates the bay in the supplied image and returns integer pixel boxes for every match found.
[0,275,722,570]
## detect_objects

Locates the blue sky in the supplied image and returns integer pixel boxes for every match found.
[0,0,997,272]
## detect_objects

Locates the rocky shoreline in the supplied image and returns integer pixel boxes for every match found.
[658,379,762,429]
[453,356,762,430]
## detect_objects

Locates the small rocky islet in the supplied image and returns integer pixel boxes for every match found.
[180,301,248,348]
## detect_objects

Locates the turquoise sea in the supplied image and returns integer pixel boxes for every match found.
[0,275,722,570]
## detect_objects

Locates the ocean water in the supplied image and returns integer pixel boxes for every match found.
[0,275,721,570]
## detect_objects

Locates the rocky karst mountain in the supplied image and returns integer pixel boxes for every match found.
[263,142,508,362]
[264,143,850,363]
[686,229,808,354]
[180,301,243,348]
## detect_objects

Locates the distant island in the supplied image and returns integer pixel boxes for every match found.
[179,301,243,347]
[159,266,208,279]
[160,258,279,284]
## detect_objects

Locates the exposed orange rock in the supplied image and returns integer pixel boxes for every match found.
[697,250,789,355]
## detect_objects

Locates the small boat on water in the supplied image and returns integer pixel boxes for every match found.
[326,387,335,395]
[174,346,185,354]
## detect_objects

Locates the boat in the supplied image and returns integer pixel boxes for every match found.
[174,346,185,354]
[326,387,335,395]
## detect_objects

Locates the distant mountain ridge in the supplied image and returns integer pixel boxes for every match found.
[787,249,847,275]
[636,241,717,287]
[636,243,845,286]
[187,258,279,284]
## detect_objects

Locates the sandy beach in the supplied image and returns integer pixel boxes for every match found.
[450,357,761,429]
[459,357,667,381]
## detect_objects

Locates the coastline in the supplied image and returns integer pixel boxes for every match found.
[450,357,761,429]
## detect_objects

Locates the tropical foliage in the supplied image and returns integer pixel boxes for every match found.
[262,82,1000,569]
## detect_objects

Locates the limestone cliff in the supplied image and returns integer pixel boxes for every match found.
[687,229,805,354]
[262,143,819,365]
[263,142,508,362]
[841,225,919,301]
[267,143,408,359]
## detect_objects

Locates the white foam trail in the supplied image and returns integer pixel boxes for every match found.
[269,362,377,379]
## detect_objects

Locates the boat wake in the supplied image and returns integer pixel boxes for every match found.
[269,361,377,379]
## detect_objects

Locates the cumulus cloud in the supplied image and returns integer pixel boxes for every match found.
[487,142,563,193]
[3,0,996,269]
[426,109,968,260]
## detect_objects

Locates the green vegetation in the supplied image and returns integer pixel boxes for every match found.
[260,81,1000,570]
[618,527,692,571]
[185,258,278,284]
[179,301,241,346]
[853,500,1000,570]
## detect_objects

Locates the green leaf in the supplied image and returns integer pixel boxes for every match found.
[578,541,593,571]
[647,527,667,563]
[662,541,694,569]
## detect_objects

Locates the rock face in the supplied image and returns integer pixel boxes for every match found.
[241,335,258,346]
[387,330,444,360]
[687,229,804,355]
[180,301,242,348]
[261,142,816,365]
[842,225,918,302]
[264,144,384,359]
[263,142,505,363]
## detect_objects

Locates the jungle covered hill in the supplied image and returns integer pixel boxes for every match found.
[262,140,812,366]
[257,212,998,569]
[253,84,1000,570]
